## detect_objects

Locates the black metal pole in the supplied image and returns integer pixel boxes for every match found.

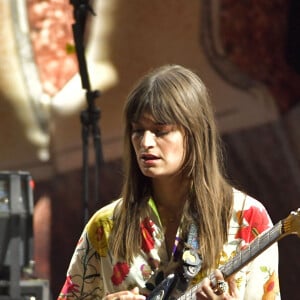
[70,0,103,225]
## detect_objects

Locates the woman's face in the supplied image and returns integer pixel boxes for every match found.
[131,113,186,179]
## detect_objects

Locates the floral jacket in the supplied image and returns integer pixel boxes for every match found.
[58,189,280,299]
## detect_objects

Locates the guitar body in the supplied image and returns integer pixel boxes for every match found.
[146,274,177,300]
[146,208,300,300]
[147,273,191,300]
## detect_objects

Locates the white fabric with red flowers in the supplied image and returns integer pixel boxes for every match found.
[58,189,280,299]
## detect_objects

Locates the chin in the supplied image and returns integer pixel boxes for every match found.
[141,171,156,178]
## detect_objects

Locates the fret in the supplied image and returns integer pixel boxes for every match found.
[220,220,283,279]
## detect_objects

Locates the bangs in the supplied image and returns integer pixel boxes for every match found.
[126,79,181,125]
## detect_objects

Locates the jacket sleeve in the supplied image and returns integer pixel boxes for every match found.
[57,229,104,300]
[243,242,280,300]
[237,196,281,300]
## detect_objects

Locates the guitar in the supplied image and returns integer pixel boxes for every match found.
[147,208,300,300]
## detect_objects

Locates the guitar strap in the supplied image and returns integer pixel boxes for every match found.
[187,222,199,249]
[181,191,246,280]
[162,224,202,299]
[181,223,202,280]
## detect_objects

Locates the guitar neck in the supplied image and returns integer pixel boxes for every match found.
[178,220,284,300]
[219,220,283,279]
[147,209,300,300]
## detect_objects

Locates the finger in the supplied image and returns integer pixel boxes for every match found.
[196,277,215,299]
[227,275,239,298]
[131,287,146,299]
[105,289,146,300]
[195,289,209,300]
[214,269,224,280]
[212,270,228,295]
[131,287,140,295]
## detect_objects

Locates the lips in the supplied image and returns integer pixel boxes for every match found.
[140,153,159,161]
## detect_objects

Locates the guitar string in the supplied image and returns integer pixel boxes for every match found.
[220,221,282,278]
[177,221,283,300]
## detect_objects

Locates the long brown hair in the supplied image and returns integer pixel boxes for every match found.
[110,65,233,272]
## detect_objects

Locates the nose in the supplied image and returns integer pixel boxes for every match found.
[140,130,155,148]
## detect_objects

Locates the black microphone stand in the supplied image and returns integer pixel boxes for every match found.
[70,0,103,225]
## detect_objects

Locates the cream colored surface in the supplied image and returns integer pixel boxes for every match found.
[0,0,278,179]
[0,2,49,169]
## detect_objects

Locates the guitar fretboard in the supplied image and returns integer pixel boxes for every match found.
[219,220,283,279]
[177,220,283,300]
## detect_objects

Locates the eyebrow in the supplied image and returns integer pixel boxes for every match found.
[131,120,169,125]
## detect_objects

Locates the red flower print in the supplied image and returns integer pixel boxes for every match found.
[77,236,83,246]
[262,271,280,300]
[96,225,104,242]
[265,280,275,292]
[236,206,270,243]
[140,217,155,253]
[111,262,130,285]
[60,275,80,295]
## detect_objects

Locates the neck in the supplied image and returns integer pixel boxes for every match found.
[151,176,189,208]
[151,177,189,229]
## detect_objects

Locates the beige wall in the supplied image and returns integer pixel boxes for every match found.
[0,0,278,180]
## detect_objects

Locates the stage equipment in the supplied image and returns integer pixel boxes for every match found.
[0,171,50,299]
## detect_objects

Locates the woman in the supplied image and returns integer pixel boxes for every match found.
[58,65,280,299]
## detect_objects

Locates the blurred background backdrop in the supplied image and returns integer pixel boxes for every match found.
[0,0,299,299]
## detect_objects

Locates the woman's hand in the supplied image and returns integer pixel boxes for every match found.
[104,287,146,300]
[196,270,239,300]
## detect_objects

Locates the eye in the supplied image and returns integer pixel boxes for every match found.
[131,127,144,137]
[154,128,169,136]
[154,124,173,136]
